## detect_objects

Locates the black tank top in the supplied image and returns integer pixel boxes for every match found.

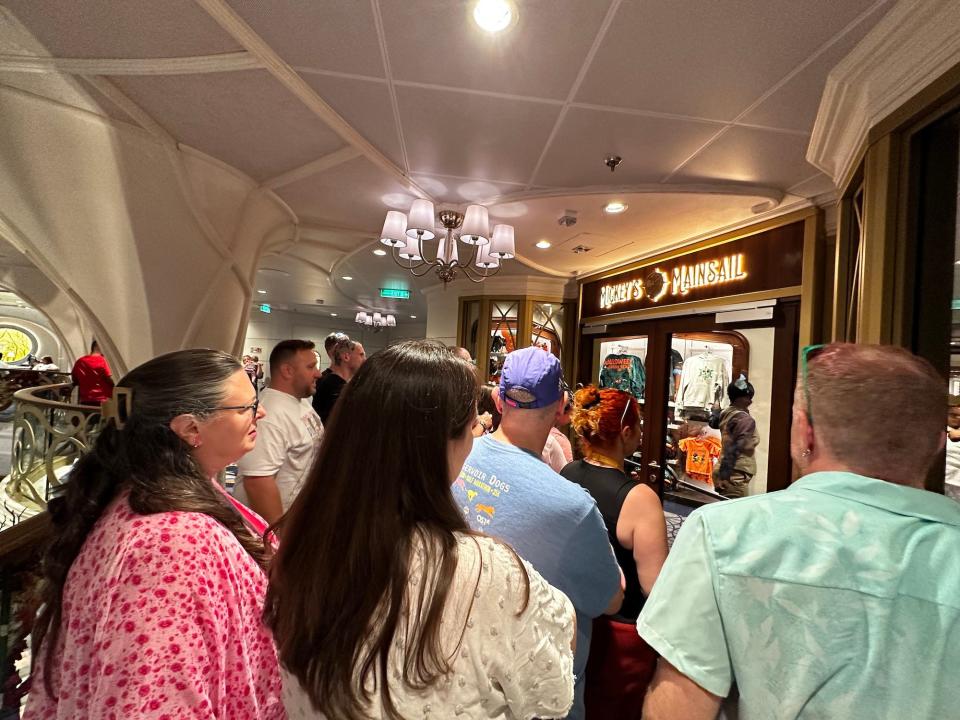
[560,459,645,622]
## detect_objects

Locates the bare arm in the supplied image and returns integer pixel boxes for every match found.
[643,660,723,720]
[240,474,283,525]
[603,566,626,615]
[616,484,668,594]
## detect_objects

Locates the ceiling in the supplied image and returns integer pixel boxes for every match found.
[0,0,895,323]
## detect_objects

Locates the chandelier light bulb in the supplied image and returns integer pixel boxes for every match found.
[460,204,490,245]
[473,0,513,32]
[490,224,516,259]
[380,210,408,247]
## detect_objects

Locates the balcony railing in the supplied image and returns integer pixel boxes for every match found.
[4,383,102,520]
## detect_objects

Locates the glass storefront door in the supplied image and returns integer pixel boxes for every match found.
[585,301,798,512]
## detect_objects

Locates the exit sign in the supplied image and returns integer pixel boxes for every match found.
[379,288,411,299]
[259,304,271,314]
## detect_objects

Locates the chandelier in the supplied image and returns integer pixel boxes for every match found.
[379,200,515,286]
[355,311,395,333]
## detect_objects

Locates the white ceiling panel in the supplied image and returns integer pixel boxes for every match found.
[739,3,891,132]
[300,73,404,169]
[110,70,345,181]
[276,157,415,230]
[405,175,526,206]
[787,173,836,199]
[226,0,386,78]
[672,127,815,190]
[533,106,723,187]
[575,0,890,122]
[493,192,777,274]
[397,85,561,184]
[2,0,240,58]
[0,72,138,128]
[380,0,611,100]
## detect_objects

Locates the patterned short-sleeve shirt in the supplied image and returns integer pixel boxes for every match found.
[24,495,284,720]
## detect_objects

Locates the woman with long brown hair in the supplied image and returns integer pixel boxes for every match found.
[560,385,668,720]
[24,349,283,719]
[266,340,575,719]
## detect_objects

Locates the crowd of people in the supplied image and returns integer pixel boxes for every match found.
[21,336,960,719]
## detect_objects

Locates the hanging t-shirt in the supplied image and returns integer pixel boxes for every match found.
[677,353,729,412]
[678,436,722,483]
[600,353,646,399]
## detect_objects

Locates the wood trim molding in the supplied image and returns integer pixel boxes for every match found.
[807,0,960,184]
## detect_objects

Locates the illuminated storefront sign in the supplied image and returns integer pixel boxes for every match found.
[580,220,805,319]
[600,253,747,310]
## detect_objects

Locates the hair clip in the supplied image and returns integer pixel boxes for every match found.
[733,373,749,391]
[101,386,133,430]
[581,390,602,410]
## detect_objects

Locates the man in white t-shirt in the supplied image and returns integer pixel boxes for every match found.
[234,339,323,523]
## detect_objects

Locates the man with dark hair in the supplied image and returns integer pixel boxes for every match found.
[234,339,322,523]
[71,339,113,405]
[639,343,960,720]
[312,337,365,425]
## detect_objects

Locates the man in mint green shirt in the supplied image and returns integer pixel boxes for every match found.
[638,343,960,719]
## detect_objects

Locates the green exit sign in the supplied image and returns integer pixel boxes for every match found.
[379,288,411,300]
[259,304,271,314]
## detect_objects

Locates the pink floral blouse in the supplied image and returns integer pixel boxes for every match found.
[24,491,284,719]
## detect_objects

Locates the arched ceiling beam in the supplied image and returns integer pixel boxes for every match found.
[194,0,431,202]
[0,52,260,75]
[261,147,363,190]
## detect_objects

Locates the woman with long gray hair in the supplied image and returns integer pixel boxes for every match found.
[24,349,284,719]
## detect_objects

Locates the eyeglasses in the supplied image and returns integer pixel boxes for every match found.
[212,398,260,417]
[800,344,826,426]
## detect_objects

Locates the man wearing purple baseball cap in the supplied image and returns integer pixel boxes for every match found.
[451,346,624,720]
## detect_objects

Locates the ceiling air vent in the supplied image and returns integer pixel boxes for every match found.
[571,245,593,254]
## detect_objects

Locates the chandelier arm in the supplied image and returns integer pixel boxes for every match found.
[390,245,429,271]
[460,262,502,284]
[407,261,438,277]
[453,239,480,270]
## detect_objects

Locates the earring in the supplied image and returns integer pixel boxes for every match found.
[800,448,811,458]
[193,440,201,448]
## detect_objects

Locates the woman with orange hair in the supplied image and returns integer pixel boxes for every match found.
[561,385,668,719]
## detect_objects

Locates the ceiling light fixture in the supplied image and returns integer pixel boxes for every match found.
[372,248,387,256]
[604,201,628,214]
[473,0,513,32]
[257,289,267,294]
[379,201,515,287]
[355,311,396,333]
[410,315,418,319]
[330,313,338,317]
[341,275,353,281]
[535,239,552,249]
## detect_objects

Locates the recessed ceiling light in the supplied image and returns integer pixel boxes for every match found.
[257,289,267,294]
[341,276,353,281]
[604,201,628,214]
[535,239,552,249]
[410,315,418,319]
[372,248,387,256]
[473,0,513,32]
[330,313,338,317]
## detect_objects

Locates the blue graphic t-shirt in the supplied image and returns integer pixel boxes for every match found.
[451,435,621,720]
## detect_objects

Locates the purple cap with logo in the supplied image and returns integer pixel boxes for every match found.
[500,346,564,409]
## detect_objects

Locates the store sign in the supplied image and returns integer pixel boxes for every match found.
[599,253,747,310]
[580,221,804,319]
[379,288,411,299]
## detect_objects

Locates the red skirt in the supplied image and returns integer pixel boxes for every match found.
[584,616,658,720]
